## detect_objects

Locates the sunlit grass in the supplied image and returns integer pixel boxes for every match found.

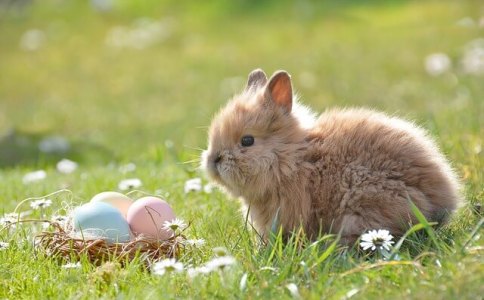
[0,0,483,298]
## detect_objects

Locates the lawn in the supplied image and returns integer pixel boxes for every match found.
[0,0,483,299]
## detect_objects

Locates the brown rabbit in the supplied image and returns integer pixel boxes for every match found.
[202,69,461,243]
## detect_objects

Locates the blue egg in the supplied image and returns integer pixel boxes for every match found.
[72,201,131,243]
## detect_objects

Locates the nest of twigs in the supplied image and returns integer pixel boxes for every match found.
[34,221,186,266]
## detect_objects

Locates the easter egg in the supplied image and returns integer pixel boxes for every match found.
[90,191,133,217]
[126,197,175,239]
[72,202,131,243]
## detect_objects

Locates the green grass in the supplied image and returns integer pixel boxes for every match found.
[1,0,483,299]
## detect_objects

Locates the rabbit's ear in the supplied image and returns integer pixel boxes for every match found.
[246,69,268,91]
[265,71,292,113]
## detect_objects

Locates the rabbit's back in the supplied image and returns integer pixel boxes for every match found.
[304,108,460,239]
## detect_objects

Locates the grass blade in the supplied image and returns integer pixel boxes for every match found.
[389,223,427,260]
[310,236,339,269]
[408,199,441,250]
[462,217,484,251]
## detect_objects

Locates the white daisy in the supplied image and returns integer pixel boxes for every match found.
[56,159,78,174]
[30,199,52,210]
[360,229,394,251]
[187,254,237,278]
[118,178,142,191]
[52,215,69,223]
[185,239,205,247]
[0,242,10,250]
[212,246,229,257]
[164,140,174,148]
[424,53,451,76]
[62,262,81,269]
[203,183,216,194]
[285,283,300,299]
[184,178,202,193]
[105,18,170,50]
[152,258,184,276]
[239,273,248,291]
[19,29,45,52]
[205,255,236,271]
[51,215,70,228]
[119,163,136,173]
[461,39,484,75]
[22,170,47,184]
[162,218,187,232]
[0,213,19,227]
[187,266,212,278]
[344,288,360,299]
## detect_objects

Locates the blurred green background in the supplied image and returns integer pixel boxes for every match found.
[1,2,483,298]
[0,0,482,172]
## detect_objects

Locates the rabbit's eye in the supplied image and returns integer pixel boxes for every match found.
[241,135,254,147]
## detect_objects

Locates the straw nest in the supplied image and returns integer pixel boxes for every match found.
[34,221,187,266]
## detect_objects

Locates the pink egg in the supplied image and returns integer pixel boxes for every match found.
[126,196,175,239]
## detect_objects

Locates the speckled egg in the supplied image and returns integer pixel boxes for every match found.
[126,196,175,239]
[72,201,131,243]
[90,191,133,217]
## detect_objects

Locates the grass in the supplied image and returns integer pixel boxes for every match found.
[0,0,483,299]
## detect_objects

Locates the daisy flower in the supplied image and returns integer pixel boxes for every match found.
[205,255,236,271]
[51,215,70,229]
[240,273,248,291]
[461,39,484,75]
[20,29,45,52]
[62,262,81,269]
[52,215,69,223]
[424,53,451,76]
[187,266,212,278]
[22,170,46,184]
[56,159,78,174]
[30,199,52,210]
[119,163,136,173]
[185,238,205,247]
[0,213,19,227]
[162,218,187,232]
[187,254,237,278]
[184,178,202,193]
[285,283,300,299]
[203,183,216,194]
[0,242,10,250]
[152,258,184,276]
[118,178,142,191]
[212,246,229,257]
[164,140,174,148]
[360,229,394,251]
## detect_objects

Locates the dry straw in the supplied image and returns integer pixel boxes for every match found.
[34,220,187,266]
[5,190,187,267]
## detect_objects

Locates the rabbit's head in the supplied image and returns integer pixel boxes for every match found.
[202,69,313,200]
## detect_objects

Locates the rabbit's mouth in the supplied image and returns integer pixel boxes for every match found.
[202,149,223,180]
[202,149,246,194]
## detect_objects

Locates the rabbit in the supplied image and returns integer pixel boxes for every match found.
[202,69,462,244]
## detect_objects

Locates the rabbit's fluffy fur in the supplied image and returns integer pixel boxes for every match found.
[202,69,461,243]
